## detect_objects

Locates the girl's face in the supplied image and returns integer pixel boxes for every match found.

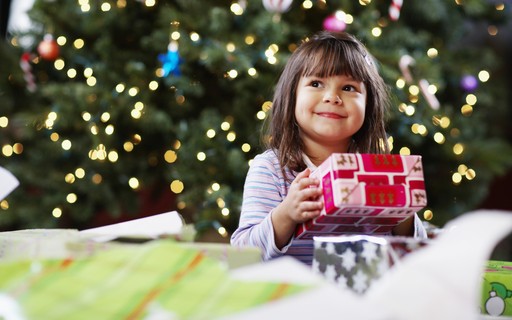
[295,74,366,155]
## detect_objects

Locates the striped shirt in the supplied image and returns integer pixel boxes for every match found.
[230,149,427,265]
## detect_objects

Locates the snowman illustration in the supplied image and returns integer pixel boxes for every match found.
[485,282,512,316]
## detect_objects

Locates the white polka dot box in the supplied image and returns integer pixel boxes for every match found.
[295,153,428,240]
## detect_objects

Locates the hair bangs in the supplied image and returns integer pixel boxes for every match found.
[301,40,369,82]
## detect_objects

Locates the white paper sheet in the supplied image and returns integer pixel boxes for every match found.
[0,166,19,201]
[230,255,325,286]
[365,210,512,320]
[226,256,384,319]
[224,210,512,320]
[80,211,184,242]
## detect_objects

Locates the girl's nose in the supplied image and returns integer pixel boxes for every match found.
[323,93,342,105]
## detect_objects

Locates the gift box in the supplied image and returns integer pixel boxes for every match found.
[312,235,430,294]
[481,260,512,317]
[384,235,430,265]
[312,235,390,294]
[295,153,427,240]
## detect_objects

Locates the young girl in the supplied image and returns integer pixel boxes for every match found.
[231,31,427,265]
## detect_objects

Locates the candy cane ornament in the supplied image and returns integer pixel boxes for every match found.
[20,52,36,92]
[398,54,415,84]
[262,0,293,13]
[389,0,403,21]
[398,54,440,110]
[418,79,440,110]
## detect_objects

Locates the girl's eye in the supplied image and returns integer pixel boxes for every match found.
[310,81,322,87]
[343,85,356,92]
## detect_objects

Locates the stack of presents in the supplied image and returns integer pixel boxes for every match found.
[0,154,511,319]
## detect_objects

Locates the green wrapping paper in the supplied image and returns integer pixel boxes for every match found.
[481,260,512,317]
[0,240,307,319]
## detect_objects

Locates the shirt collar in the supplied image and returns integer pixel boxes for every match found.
[302,153,317,170]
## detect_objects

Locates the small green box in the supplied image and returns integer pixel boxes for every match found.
[481,260,512,317]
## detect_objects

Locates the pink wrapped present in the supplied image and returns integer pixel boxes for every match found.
[295,153,427,240]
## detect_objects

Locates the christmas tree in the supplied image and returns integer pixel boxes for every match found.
[1,0,511,238]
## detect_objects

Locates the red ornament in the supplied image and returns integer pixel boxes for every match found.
[37,34,60,61]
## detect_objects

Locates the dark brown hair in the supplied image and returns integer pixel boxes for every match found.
[263,31,390,177]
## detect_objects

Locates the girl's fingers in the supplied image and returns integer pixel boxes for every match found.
[293,168,312,185]
[294,177,320,190]
[290,168,324,222]
[297,168,311,178]
[302,186,322,197]
[295,184,322,204]
[301,208,322,221]
[300,199,323,212]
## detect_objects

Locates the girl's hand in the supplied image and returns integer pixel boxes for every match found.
[284,168,323,223]
[271,168,323,249]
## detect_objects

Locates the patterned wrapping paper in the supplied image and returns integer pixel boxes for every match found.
[296,153,427,240]
[312,235,430,295]
[0,240,308,320]
[312,235,390,294]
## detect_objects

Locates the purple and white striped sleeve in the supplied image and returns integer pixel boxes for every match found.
[230,151,292,261]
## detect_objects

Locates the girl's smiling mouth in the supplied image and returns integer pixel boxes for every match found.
[315,112,346,119]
